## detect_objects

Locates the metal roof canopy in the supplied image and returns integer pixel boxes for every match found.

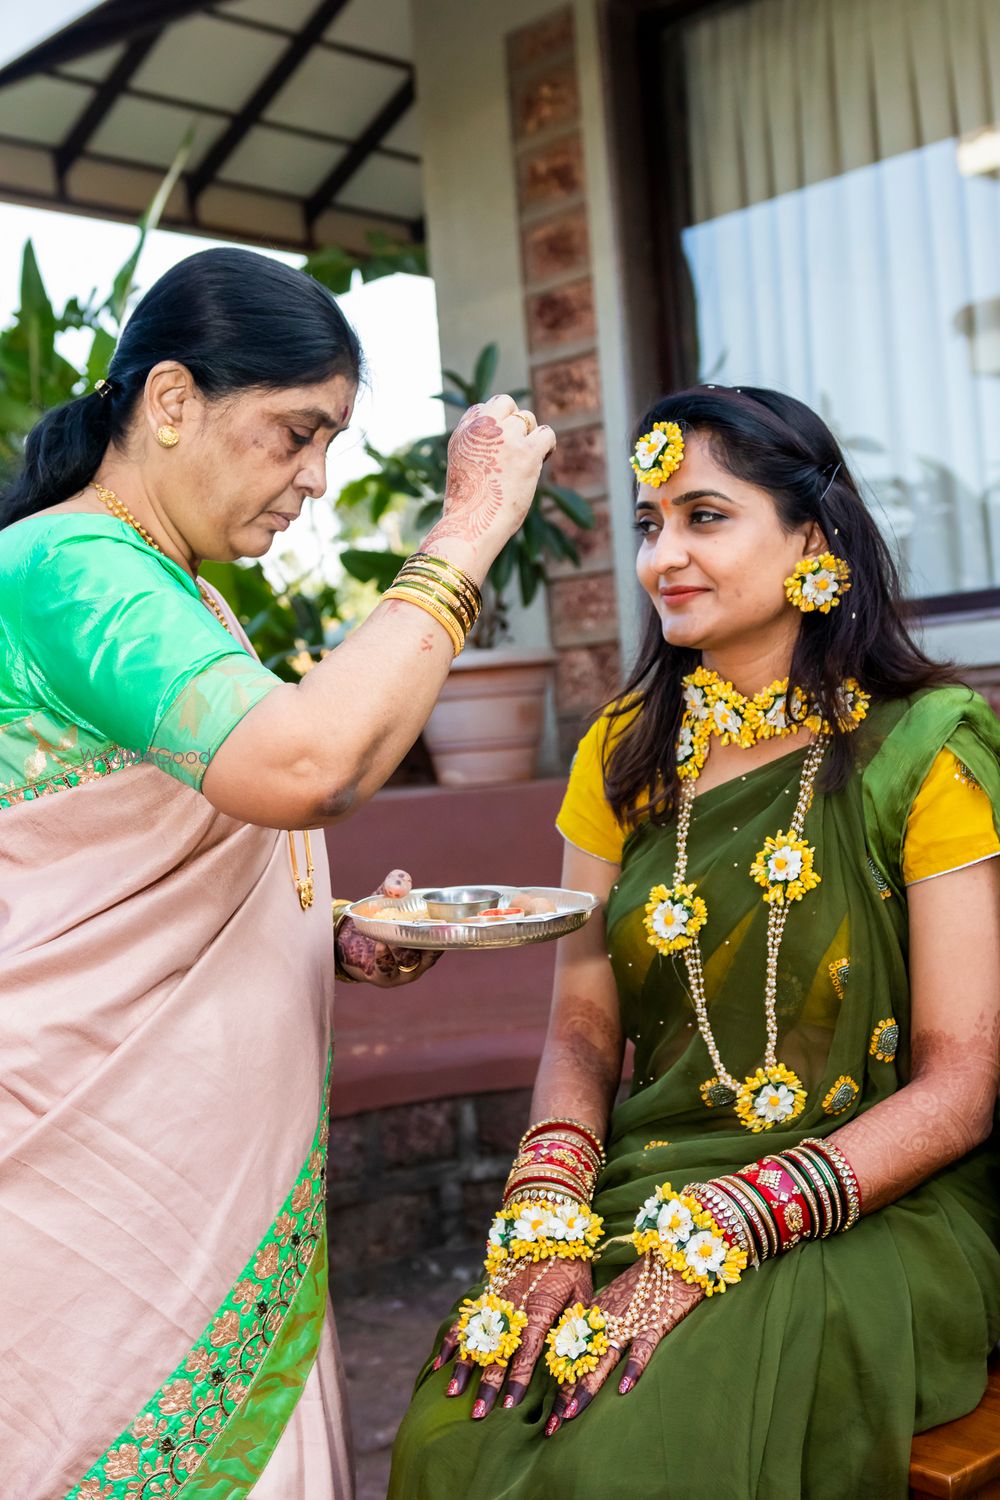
[0,0,423,253]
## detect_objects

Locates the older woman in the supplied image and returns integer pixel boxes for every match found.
[391,386,1000,1500]
[0,246,554,1500]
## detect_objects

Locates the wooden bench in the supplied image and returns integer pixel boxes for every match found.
[910,1357,1000,1497]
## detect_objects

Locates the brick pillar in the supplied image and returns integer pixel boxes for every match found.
[507,8,621,762]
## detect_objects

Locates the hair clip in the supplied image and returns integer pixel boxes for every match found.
[94,378,114,399]
[817,462,842,505]
[630,421,685,488]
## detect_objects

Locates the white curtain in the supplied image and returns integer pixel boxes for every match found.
[680,0,1000,598]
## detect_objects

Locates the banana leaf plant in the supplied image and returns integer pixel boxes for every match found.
[336,343,594,648]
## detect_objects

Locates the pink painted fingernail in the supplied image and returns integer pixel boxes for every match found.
[564,1398,579,1419]
[545,1415,560,1437]
[503,1395,515,1410]
[471,1399,487,1420]
[619,1376,633,1395]
[446,1379,459,1397]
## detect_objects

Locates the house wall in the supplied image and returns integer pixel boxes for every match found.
[412,0,643,757]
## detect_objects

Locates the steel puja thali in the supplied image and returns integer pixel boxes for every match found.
[345,884,600,951]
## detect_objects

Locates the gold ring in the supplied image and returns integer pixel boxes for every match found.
[397,959,421,974]
[514,411,533,436]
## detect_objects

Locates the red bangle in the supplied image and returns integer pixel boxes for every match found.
[737,1159,813,1250]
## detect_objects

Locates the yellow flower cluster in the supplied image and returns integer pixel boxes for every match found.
[630,420,685,487]
[677,670,869,779]
[455,1292,528,1369]
[544,1302,610,1384]
[642,881,708,956]
[630,1182,747,1296]
[484,1201,604,1277]
[734,1063,808,1133]
[783,552,852,613]
[749,832,821,905]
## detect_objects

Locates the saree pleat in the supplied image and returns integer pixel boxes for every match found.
[391,689,1000,1499]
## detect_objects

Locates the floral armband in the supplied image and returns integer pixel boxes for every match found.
[631,1181,747,1295]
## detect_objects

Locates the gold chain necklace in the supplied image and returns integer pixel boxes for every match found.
[92,481,314,912]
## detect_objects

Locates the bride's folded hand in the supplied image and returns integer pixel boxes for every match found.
[547,1261,704,1435]
[336,869,442,986]
[435,1258,593,1419]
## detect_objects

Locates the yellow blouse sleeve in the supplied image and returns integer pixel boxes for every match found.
[902,748,1000,885]
[556,710,636,864]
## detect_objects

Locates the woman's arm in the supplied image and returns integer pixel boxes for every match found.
[832,855,1000,1211]
[203,399,554,829]
[528,842,625,1138]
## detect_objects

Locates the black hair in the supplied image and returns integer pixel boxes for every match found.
[603,384,954,824]
[1,246,363,527]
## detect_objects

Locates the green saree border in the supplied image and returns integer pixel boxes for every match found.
[67,1060,332,1500]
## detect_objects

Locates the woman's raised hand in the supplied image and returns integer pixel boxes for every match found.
[545,1260,704,1435]
[435,1258,592,1418]
[425,395,555,575]
[336,869,440,986]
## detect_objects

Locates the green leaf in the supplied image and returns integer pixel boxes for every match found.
[490,538,518,595]
[85,327,117,388]
[106,126,195,326]
[472,343,499,401]
[539,482,594,528]
[340,547,408,590]
[517,545,541,606]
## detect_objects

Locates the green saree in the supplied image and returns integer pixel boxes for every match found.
[390,688,1000,1499]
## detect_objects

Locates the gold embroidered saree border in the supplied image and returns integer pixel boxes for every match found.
[0,745,142,810]
[67,1064,332,1500]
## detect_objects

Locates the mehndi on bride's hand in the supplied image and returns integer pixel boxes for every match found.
[435,1257,594,1418]
[545,1257,704,1435]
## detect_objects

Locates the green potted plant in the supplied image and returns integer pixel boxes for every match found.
[336,343,593,785]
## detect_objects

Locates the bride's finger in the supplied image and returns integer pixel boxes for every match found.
[559,1340,625,1422]
[618,1331,660,1394]
[445,1356,476,1398]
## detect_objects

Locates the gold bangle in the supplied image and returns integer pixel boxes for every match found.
[392,567,478,634]
[410,551,484,612]
[383,585,465,657]
[386,585,466,656]
[394,562,479,632]
[331,898,359,984]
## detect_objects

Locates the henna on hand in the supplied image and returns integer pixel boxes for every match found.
[336,869,442,987]
[430,410,505,544]
[548,1262,703,1434]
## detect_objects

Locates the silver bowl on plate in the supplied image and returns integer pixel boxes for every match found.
[422,886,501,920]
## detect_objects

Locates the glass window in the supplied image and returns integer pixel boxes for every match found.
[661,0,1000,606]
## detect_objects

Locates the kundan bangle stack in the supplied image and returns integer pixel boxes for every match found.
[455,1118,607,1370]
[383,551,483,657]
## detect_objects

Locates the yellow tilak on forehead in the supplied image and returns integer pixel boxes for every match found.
[630,420,684,487]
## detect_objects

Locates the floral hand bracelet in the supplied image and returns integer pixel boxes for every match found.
[631,1181,747,1296]
[485,1198,604,1276]
[545,1302,610,1383]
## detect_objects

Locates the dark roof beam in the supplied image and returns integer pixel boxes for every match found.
[53,31,160,184]
[305,76,415,227]
[185,0,352,208]
[0,0,210,88]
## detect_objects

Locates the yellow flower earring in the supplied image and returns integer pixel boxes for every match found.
[784,553,851,614]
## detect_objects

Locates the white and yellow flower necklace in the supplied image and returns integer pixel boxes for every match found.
[644,668,869,1133]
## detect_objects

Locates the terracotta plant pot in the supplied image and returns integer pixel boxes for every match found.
[423,647,556,787]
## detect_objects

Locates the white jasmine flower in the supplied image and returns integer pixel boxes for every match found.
[512,1206,549,1242]
[753,1083,796,1123]
[553,1316,592,1362]
[464,1307,505,1355]
[802,569,838,603]
[656,1197,695,1245]
[684,1230,727,1277]
[649,901,693,944]
[634,430,669,471]
[766,846,804,882]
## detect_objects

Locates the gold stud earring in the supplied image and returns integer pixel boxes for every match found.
[156,424,180,449]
